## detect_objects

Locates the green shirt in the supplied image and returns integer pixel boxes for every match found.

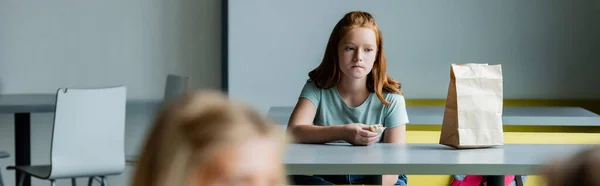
[299,81,409,128]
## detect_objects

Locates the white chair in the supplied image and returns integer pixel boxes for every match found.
[163,74,189,102]
[8,86,127,186]
[0,151,9,186]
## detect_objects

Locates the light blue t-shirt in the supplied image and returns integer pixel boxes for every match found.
[299,81,409,128]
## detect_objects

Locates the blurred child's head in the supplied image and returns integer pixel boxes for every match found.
[542,145,600,186]
[131,91,288,186]
[308,11,401,106]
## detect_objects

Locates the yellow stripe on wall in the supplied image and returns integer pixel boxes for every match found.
[406,131,600,145]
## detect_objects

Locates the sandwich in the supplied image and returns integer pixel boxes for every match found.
[369,124,386,134]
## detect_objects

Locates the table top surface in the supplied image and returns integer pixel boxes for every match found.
[269,106,600,126]
[285,143,596,175]
[0,94,160,113]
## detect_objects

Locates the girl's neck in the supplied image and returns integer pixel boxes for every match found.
[337,77,369,95]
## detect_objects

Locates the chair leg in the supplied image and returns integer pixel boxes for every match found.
[51,179,56,186]
[88,177,94,186]
[72,178,77,186]
[0,170,4,186]
[101,176,108,186]
[17,173,24,186]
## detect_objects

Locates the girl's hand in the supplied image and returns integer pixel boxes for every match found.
[343,123,381,146]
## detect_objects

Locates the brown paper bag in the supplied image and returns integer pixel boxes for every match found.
[439,63,504,149]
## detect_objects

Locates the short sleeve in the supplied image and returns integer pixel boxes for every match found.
[299,81,321,107]
[383,93,409,128]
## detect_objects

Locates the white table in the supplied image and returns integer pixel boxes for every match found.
[272,106,600,185]
[286,143,595,186]
[0,94,160,186]
[268,106,600,126]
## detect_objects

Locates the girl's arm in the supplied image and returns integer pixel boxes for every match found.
[382,125,407,185]
[287,98,379,145]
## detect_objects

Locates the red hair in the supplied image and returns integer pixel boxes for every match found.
[308,11,402,106]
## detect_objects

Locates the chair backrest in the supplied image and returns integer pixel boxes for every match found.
[163,74,189,102]
[49,86,126,179]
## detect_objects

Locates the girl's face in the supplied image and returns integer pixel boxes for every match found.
[191,137,286,186]
[337,27,378,80]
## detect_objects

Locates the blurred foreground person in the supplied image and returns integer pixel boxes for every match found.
[131,90,289,186]
[542,145,600,186]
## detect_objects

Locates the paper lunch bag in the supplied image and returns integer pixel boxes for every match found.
[439,63,504,149]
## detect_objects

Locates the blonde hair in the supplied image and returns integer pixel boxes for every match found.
[542,145,600,186]
[130,90,288,186]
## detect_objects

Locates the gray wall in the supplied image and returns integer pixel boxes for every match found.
[228,0,600,114]
[0,0,221,99]
[0,0,221,185]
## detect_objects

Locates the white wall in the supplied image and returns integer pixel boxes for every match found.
[0,0,221,185]
[228,0,600,114]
